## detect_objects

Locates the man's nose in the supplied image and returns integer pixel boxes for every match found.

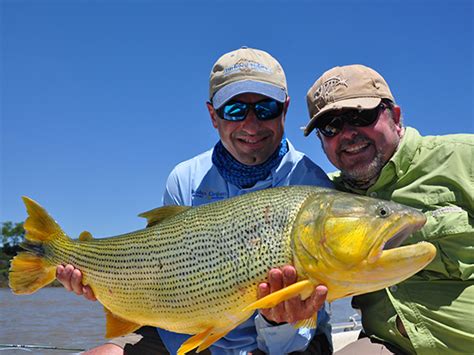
[240,109,260,133]
[338,122,358,139]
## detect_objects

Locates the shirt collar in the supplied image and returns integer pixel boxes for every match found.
[272,140,298,184]
[390,127,421,178]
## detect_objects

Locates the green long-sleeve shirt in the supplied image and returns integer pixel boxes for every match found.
[330,127,473,354]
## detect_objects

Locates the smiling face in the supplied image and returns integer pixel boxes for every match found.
[320,104,404,187]
[208,93,288,166]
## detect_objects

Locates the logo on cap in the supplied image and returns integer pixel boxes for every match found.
[223,59,273,76]
[313,76,348,110]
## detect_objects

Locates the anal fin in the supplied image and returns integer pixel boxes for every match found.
[104,307,142,338]
[242,280,314,312]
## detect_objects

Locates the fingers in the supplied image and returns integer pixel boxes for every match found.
[268,268,286,322]
[257,269,283,323]
[258,267,288,324]
[257,281,270,300]
[82,285,97,301]
[56,264,97,301]
[305,284,328,313]
[257,266,328,325]
[257,273,275,322]
[70,268,84,295]
[56,264,74,291]
[282,266,299,323]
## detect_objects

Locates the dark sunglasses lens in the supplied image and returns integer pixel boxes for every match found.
[254,100,283,120]
[220,102,248,121]
[350,109,379,126]
[319,117,344,137]
[317,105,383,137]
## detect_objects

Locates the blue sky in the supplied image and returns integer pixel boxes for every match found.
[1,0,473,239]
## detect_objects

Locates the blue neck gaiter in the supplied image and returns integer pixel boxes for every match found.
[212,137,289,189]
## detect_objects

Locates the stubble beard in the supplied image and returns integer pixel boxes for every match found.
[341,150,386,189]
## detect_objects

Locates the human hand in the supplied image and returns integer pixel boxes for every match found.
[257,265,327,324]
[56,264,97,301]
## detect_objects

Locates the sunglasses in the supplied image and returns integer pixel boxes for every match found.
[216,98,284,122]
[317,102,389,137]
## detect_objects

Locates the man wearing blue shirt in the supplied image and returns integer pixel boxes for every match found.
[57,47,333,354]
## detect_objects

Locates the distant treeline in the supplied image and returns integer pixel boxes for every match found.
[1,221,62,288]
[1,221,25,250]
[0,221,25,287]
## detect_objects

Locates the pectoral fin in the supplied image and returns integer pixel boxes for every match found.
[177,313,253,354]
[294,313,318,329]
[196,327,236,353]
[242,280,314,312]
[104,307,142,338]
[177,327,213,355]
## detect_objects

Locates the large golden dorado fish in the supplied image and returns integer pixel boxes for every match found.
[9,186,436,354]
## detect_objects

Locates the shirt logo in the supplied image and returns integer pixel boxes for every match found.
[313,75,348,109]
[192,189,227,201]
[223,59,273,76]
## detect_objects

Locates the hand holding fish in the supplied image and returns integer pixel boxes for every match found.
[258,266,327,324]
[56,265,96,301]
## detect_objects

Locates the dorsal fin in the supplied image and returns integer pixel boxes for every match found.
[79,231,93,241]
[138,206,191,227]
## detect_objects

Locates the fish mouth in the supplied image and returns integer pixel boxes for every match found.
[383,225,414,250]
[383,215,426,250]
[367,213,426,263]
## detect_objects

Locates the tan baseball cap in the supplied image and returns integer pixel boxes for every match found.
[209,47,287,109]
[304,64,394,136]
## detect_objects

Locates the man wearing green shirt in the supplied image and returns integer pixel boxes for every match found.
[304,64,473,354]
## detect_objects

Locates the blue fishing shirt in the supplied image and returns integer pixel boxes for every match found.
[159,140,333,354]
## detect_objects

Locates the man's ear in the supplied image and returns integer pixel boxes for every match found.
[279,96,290,124]
[283,96,290,115]
[207,102,218,128]
[392,105,402,126]
[392,105,404,137]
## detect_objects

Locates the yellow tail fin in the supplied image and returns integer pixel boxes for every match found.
[9,253,56,294]
[22,196,62,243]
[9,197,65,294]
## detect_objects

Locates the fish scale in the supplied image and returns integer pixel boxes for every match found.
[50,187,304,333]
[9,186,436,354]
[131,187,304,332]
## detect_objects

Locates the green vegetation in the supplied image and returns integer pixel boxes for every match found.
[0,221,61,288]
[0,221,24,287]
[0,254,11,287]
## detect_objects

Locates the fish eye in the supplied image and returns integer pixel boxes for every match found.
[378,207,390,218]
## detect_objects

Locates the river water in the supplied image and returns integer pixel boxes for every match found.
[0,288,356,354]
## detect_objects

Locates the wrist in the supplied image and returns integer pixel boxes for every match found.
[261,313,287,327]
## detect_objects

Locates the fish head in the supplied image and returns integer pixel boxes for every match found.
[292,190,436,301]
